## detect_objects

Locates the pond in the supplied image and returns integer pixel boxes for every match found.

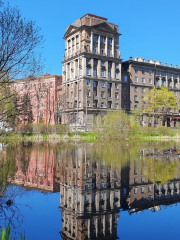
[0,141,180,239]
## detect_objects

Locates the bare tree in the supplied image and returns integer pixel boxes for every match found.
[0,1,44,126]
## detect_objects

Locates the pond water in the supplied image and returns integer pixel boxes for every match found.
[1,141,180,239]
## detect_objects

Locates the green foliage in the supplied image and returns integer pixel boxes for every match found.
[96,110,130,139]
[0,82,17,126]
[143,158,177,185]
[0,224,25,240]
[143,87,178,118]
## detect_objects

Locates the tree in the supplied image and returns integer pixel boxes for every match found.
[0,1,44,124]
[96,110,130,139]
[143,87,178,125]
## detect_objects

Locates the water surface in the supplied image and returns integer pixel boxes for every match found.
[0,141,180,239]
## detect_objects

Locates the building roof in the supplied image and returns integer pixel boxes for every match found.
[80,13,107,22]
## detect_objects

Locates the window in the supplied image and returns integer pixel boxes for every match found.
[142,69,145,74]
[115,63,118,69]
[115,103,118,109]
[93,69,97,77]
[100,48,104,55]
[134,87,138,92]
[134,178,138,183]
[101,61,105,66]
[108,101,111,108]
[141,177,145,183]
[115,83,118,89]
[87,80,90,86]
[100,36,105,43]
[101,81,105,87]
[50,82,52,88]
[149,70,152,75]
[155,79,159,86]
[134,95,138,102]
[101,70,105,77]
[115,92,118,99]
[135,76,138,83]
[142,78,145,83]
[93,59,97,66]
[142,88,145,93]
[162,79,165,86]
[134,105,137,110]
[115,72,119,79]
[86,58,91,64]
[107,49,111,56]
[108,71,111,78]
[148,186,151,192]
[107,38,112,45]
[93,81,97,87]
[149,78,152,84]
[134,188,137,194]
[93,35,98,42]
[87,90,90,97]
[93,46,96,53]
[93,100,97,108]
[86,68,90,75]
[101,91,105,98]
[101,102,105,108]
[161,72,165,77]
[87,101,90,107]
[124,76,127,82]
[141,187,144,193]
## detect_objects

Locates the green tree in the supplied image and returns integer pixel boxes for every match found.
[96,110,130,139]
[143,87,178,125]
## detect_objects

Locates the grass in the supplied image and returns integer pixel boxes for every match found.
[1,224,25,240]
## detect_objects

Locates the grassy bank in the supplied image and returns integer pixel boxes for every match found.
[0,132,97,143]
[1,125,180,143]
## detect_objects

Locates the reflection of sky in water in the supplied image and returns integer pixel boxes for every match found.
[118,205,180,240]
[7,187,180,240]
[7,187,61,240]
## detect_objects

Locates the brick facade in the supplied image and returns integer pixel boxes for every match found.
[12,75,62,125]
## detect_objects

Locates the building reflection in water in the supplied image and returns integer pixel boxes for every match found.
[58,144,180,239]
[6,143,180,239]
[10,143,60,193]
[58,144,120,239]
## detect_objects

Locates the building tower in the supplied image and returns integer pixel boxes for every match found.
[60,14,122,127]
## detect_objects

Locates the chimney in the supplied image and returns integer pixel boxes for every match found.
[175,65,178,68]
[143,58,145,62]
[170,64,172,67]
[129,57,132,60]
[164,63,167,66]
[147,60,150,63]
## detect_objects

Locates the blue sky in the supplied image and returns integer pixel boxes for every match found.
[4,0,180,76]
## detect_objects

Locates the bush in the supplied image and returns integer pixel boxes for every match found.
[15,124,70,134]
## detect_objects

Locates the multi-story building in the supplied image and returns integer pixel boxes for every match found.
[122,57,180,126]
[58,14,122,126]
[12,75,62,125]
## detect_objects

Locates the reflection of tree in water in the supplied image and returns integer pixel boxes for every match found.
[0,145,29,230]
[0,186,30,230]
[143,158,177,185]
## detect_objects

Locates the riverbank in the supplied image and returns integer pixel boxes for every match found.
[1,131,180,143]
[0,132,97,143]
